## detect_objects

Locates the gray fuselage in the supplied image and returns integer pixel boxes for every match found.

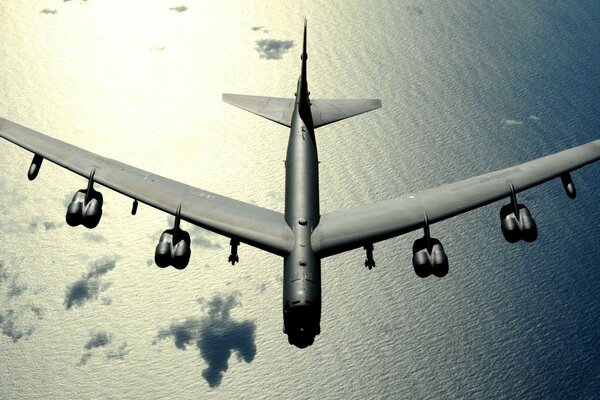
[282,60,322,348]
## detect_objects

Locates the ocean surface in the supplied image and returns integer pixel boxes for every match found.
[1,1,599,399]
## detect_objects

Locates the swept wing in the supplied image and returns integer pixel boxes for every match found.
[312,140,600,257]
[0,117,294,256]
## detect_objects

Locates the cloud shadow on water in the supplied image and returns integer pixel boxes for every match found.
[78,331,113,366]
[0,261,44,342]
[64,257,117,309]
[155,294,256,388]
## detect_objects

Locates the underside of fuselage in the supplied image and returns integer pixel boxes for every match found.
[281,19,323,348]
[222,20,381,348]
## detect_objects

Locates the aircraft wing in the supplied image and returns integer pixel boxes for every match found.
[0,117,294,256]
[312,140,600,257]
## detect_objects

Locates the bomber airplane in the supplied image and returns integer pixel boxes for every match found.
[1,21,599,348]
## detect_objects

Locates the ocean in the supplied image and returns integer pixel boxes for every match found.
[0,1,599,398]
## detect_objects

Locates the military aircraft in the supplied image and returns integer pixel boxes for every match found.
[1,20,599,348]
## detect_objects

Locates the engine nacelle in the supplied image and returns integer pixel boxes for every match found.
[154,228,191,270]
[412,236,449,278]
[66,189,104,228]
[500,204,537,243]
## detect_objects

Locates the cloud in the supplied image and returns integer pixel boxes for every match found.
[106,341,130,360]
[29,305,45,319]
[157,318,202,350]
[82,232,106,243]
[503,118,523,126]
[0,177,26,213]
[64,257,117,309]
[44,222,60,230]
[28,219,62,233]
[8,280,27,298]
[78,331,113,366]
[78,332,129,365]
[0,262,44,342]
[78,352,92,366]
[0,263,8,284]
[407,5,424,16]
[257,282,268,293]
[155,293,257,387]
[251,26,270,34]
[169,6,187,13]
[189,226,222,249]
[0,309,34,342]
[255,39,295,60]
[85,331,113,350]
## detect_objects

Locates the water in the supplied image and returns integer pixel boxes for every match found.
[1,1,599,398]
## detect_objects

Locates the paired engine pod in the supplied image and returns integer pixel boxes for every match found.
[65,189,104,228]
[154,228,191,269]
[500,204,537,243]
[412,236,449,278]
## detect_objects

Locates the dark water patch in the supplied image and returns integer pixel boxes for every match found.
[64,257,116,309]
[155,293,256,387]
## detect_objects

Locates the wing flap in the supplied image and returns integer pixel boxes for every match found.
[0,117,294,256]
[312,140,600,257]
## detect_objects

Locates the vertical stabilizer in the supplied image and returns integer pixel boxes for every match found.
[299,18,309,101]
[298,18,313,125]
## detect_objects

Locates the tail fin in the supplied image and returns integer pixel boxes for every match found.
[298,18,309,105]
[301,17,308,62]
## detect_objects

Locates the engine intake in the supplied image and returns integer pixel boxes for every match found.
[154,204,191,269]
[500,183,537,243]
[66,169,103,229]
[66,189,104,228]
[411,213,449,278]
[412,236,449,278]
[500,204,537,243]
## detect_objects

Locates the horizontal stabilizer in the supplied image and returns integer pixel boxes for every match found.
[311,99,382,128]
[223,94,295,127]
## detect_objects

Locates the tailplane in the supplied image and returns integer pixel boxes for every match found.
[222,95,381,129]
[222,18,381,129]
[310,99,382,128]
[222,94,295,127]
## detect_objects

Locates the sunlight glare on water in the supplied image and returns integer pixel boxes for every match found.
[0,1,599,399]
